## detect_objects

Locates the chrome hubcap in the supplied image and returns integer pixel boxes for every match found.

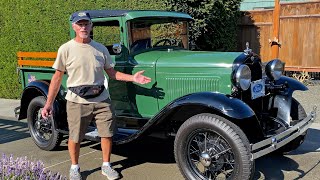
[200,152,211,167]
[33,108,52,141]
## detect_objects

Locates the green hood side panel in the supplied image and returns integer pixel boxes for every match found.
[133,50,242,114]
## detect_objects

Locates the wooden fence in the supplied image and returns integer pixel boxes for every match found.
[238,1,320,72]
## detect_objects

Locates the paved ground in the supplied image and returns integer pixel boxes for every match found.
[0,85,319,180]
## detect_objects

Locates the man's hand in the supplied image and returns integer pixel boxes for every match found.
[133,70,151,84]
[41,104,53,119]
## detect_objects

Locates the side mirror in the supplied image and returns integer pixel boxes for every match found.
[112,43,122,54]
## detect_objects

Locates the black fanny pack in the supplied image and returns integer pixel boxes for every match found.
[69,85,105,99]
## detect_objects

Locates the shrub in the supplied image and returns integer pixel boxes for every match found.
[0,153,66,180]
[164,0,242,51]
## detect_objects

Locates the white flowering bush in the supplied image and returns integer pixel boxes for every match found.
[0,153,66,180]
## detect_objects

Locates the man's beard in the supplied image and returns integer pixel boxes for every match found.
[79,31,89,39]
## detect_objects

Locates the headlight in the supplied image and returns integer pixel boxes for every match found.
[232,64,251,90]
[265,59,284,80]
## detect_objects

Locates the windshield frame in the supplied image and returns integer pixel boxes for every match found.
[127,17,191,54]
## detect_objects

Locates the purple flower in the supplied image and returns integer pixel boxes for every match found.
[0,153,66,180]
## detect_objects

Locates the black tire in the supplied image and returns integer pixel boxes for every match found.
[27,96,62,151]
[274,98,307,154]
[174,113,254,180]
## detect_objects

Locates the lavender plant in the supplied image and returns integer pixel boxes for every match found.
[0,153,66,180]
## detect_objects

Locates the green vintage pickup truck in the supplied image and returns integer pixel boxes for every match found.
[15,10,316,180]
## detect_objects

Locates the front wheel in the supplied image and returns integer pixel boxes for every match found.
[27,96,62,151]
[174,113,254,180]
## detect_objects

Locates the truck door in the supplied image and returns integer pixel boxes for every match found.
[91,19,136,119]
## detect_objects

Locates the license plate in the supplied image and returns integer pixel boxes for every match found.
[251,79,265,99]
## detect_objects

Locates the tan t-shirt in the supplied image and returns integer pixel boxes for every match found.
[53,39,115,104]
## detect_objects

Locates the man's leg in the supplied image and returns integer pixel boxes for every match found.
[67,101,93,180]
[67,101,93,164]
[101,137,112,162]
[68,139,81,165]
[100,136,119,180]
[68,139,82,180]
[94,100,119,179]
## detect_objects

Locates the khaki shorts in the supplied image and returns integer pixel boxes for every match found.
[66,99,116,143]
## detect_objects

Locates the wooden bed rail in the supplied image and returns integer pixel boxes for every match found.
[17,51,57,67]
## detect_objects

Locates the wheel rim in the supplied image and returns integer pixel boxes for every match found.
[31,107,53,143]
[186,130,235,179]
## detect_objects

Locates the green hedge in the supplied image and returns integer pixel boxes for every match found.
[0,0,241,99]
[0,0,164,99]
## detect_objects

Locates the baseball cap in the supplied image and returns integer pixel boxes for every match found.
[71,11,91,23]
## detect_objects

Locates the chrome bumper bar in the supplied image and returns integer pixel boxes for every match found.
[251,106,317,160]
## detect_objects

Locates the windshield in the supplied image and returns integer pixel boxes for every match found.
[129,19,189,53]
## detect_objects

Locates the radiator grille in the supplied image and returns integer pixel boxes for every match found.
[166,77,220,100]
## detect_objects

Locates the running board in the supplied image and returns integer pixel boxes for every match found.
[84,128,139,142]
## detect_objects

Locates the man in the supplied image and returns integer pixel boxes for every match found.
[41,11,151,180]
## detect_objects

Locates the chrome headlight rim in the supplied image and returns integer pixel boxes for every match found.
[265,59,284,81]
[233,64,252,91]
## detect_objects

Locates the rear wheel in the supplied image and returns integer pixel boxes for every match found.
[174,113,254,180]
[27,96,62,151]
[275,98,307,154]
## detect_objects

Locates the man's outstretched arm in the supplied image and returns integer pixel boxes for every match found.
[105,67,151,85]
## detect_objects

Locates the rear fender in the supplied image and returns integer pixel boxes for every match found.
[18,81,66,129]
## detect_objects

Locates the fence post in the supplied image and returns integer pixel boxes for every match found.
[272,0,280,59]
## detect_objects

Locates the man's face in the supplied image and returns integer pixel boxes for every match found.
[72,20,92,39]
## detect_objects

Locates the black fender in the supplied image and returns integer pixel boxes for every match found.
[116,92,264,144]
[166,92,255,119]
[18,80,66,129]
[272,76,308,125]
[276,76,308,92]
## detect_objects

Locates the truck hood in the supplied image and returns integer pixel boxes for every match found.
[133,49,243,68]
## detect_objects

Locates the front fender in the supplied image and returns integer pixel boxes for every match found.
[276,76,308,92]
[169,92,256,119]
[163,92,263,141]
[116,92,263,144]
[273,76,308,125]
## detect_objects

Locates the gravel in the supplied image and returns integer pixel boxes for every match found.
[293,84,319,122]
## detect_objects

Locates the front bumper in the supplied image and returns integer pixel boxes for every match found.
[251,106,317,160]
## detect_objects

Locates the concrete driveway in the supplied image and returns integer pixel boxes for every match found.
[0,97,320,180]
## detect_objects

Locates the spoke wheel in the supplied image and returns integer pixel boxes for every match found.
[187,131,235,179]
[27,96,62,151]
[174,113,254,180]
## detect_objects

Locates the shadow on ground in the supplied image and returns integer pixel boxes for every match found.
[82,136,175,178]
[0,118,30,144]
[254,128,320,180]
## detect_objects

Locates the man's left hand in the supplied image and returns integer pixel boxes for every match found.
[133,70,151,84]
